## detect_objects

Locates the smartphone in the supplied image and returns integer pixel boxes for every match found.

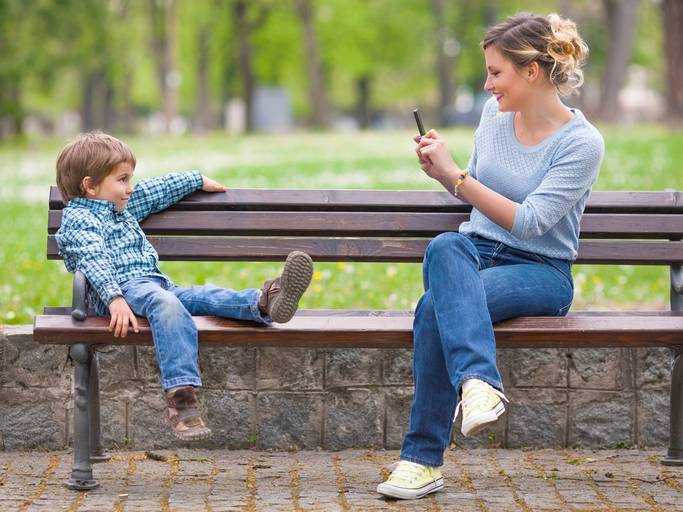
[413,108,426,136]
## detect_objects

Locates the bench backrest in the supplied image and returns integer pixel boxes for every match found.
[47,187,683,265]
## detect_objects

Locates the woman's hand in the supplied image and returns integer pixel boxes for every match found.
[202,176,227,192]
[414,130,459,184]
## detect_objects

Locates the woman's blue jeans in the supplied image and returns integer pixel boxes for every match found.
[111,276,267,391]
[400,232,574,467]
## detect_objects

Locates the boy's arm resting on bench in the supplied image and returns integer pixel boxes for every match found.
[56,213,123,310]
[127,171,204,222]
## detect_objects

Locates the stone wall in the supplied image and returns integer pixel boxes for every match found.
[0,325,672,451]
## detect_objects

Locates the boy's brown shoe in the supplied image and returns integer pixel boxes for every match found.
[258,251,313,323]
[164,386,212,441]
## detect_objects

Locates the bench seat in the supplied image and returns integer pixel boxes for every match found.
[35,310,683,348]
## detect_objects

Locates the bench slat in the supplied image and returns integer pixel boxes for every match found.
[46,236,683,264]
[49,187,683,214]
[47,210,683,238]
[33,313,683,348]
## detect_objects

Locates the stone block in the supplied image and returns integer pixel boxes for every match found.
[384,387,413,449]
[506,388,568,448]
[257,348,322,390]
[635,347,672,389]
[203,390,255,449]
[199,346,256,389]
[129,388,176,448]
[382,349,413,385]
[133,346,162,387]
[1,326,70,389]
[568,348,631,390]
[256,392,323,449]
[636,388,669,447]
[509,348,568,388]
[568,390,634,447]
[0,386,68,450]
[324,349,382,388]
[95,346,136,392]
[99,395,134,449]
[323,388,383,450]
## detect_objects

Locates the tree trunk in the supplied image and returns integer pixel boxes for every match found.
[163,0,178,132]
[356,75,371,130]
[296,0,329,128]
[193,23,211,134]
[663,0,683,129]
[149,0,179,133]
[599,0,638,122]
[233,0,255,132]
[433,0,455,127]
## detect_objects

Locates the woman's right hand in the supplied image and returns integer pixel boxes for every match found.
[414,130,459,184]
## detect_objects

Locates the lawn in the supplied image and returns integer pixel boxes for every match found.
[1,126,680,325]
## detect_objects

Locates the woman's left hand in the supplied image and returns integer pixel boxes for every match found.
[416,130,458,182]
[202,176,227,192]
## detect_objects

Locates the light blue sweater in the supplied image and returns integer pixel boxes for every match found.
[458,97,604,261]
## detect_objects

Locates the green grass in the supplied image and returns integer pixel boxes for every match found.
[1,125,681,325]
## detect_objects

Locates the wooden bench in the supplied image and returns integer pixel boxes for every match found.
[34,186,683,489]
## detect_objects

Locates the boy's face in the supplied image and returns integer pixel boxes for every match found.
[84,162,135,212]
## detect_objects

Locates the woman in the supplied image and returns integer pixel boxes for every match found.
[378,12,604,500]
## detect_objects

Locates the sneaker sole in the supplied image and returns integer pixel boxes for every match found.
[377,477,444,500]
[269,251,313,323]
[171,427,213,442]
[461,401,505,437]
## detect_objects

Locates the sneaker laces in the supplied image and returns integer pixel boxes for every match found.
[453,381,509,422]
[388,461,428,483]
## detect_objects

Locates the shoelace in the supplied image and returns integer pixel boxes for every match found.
[388,461,427,482]
[453,383,509,422]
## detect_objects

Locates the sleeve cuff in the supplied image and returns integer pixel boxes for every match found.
[189,170,203,190]
[511,204,526,239]
[100,285,123,306]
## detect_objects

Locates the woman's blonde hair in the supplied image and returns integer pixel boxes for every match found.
[482,12,589,96]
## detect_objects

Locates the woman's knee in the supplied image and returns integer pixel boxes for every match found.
[426,232,470,258]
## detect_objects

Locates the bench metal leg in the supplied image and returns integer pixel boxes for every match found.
[66,344,99,490]
[663,347,683,466]
[89,349,110,463]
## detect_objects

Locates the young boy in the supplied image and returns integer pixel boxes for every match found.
[55,132,314,441]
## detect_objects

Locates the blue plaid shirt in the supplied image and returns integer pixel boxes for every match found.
[56,171,203,310]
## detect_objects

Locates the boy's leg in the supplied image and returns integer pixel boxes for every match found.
[173,251,313,324]
[121,277,210,441]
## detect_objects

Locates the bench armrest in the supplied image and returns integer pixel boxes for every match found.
[71,271,89,321]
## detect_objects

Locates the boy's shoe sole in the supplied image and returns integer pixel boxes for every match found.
[461,400,506,437]
[268,251,313,323]
[170,425,212,442]
[377,477,444,500]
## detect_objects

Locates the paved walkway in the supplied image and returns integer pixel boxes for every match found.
[0,448,681,511]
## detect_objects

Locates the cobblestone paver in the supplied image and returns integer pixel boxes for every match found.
[0,448,681,511]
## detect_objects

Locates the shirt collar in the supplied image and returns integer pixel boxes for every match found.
[69,196,118,214]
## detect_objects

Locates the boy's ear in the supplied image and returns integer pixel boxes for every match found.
[81,176,96,196]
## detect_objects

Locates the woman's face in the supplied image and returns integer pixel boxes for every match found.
[483,45,533,112]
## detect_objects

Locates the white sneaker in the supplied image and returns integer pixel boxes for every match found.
[376,460,444,500]
[455,379,508,437]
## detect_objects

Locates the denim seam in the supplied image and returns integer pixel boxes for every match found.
[163,376,202,391]
[455,373,504,395]
[399,453,443,468]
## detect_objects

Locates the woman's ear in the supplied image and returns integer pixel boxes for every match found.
[525,61,541,83]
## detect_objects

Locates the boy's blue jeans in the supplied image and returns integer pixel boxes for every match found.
[108,276,267,391]
[400,232,574,467]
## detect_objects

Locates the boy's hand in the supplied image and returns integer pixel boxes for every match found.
[108,296,139,338]
[202,176,227,192]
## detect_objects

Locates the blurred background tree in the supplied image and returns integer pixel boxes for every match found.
[0,0,678,140]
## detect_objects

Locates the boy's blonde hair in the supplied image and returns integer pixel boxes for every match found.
[56,132,136,203]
